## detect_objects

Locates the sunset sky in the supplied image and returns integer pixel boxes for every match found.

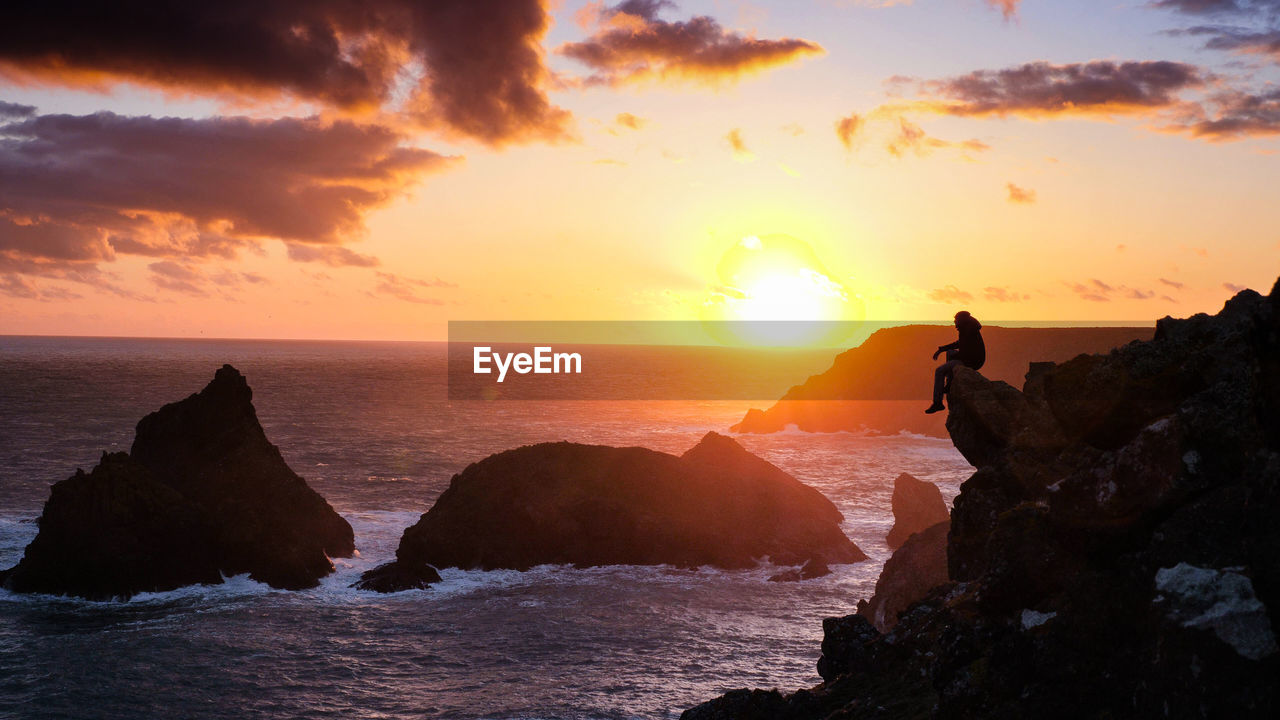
[2,0,1278,340]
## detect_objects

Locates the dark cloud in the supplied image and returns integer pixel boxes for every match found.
[928,285,974,304]
[1179,26,1280,59]
[1173,88,1280,139]
[915,61,1203,117]
[0,111,454,277]
[1006,182,1037,204]
[1152,1,1279,15]
[0,101,35,118]
[835,113,864,150]
[560,1,823,86]
[0,0,570,145]
[1160,277,1186,289]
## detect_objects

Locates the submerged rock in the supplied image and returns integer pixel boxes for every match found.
[683,277,1280,718]
[360,432,865,592]
[885,473,949,550]
[0,365,354,600]
[353,561,443,593]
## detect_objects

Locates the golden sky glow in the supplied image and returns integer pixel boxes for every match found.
[1,0,1278,340]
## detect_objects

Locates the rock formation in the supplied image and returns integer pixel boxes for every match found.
[885,473,949,550]
[731,326,1150,437]
[684,279,1280,719]
[0,365,355,600]
[358,432,865,592]
[859,520,948,632]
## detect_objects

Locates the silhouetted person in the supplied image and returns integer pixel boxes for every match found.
[926,311,984,414]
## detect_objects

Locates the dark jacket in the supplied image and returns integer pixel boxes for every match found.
[940,317,985,370]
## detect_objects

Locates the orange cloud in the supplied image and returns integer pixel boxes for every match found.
[1006,182,1037,204]
[559,0,823,86]
[835,113,864,150]
[885,117,989,158]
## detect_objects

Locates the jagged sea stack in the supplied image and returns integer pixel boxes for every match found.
[0,365,355,600]
[358,432,865,591]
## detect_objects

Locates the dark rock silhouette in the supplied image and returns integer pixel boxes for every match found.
[360,432,865,592]
[859,520,948,632]
[0,365,354,600]
[885,473,949,550]
[731,326,1151,437]
[683,279,1280,719]
[353,561,442,593]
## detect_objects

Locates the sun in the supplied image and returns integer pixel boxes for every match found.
[701,234,864,346]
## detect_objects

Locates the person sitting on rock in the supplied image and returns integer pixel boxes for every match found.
[926,310,985,414]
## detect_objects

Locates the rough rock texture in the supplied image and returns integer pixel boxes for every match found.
[0,365,354,600]
[683,279,1280,719]
[859,520,949,632]
[731,326,1150,437]
[885,473,949,550]
[360,432,865,592]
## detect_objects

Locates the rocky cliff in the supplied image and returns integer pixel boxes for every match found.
[684,279,1280,719]
[358,432,865,592]
[732,326,1151,437]
[0,365,355,600]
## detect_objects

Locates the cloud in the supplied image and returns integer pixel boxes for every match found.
[987,0,1022,20]
[885,117,989,158]
[984,286,1030,302]
[1064,279,1159,302]
[1006,182,1037,203]
[1152,1,1279,16]
[1170,88,1280,139]
[615,112,648,130]
[374,271,454,304]
[0,111,454,280]
[0,273,83,301]
[912,60,1203,118]
[1159,277,1186,290]
[148,261,207,296]
[560,0,823,86]
[1179,26,1280,61]
[726,128,756,161]
[928,284,974,303]
[0,0,571,146]
[0,101,35,118]
[1223,281,1247,292]
[835,113,864,149]
[285,244,381,268]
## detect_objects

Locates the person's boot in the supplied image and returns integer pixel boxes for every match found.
[924,401,945,414]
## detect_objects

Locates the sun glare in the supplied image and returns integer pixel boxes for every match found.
[701,234,864,346]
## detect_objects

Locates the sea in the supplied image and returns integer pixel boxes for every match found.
[0,337,971,720]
